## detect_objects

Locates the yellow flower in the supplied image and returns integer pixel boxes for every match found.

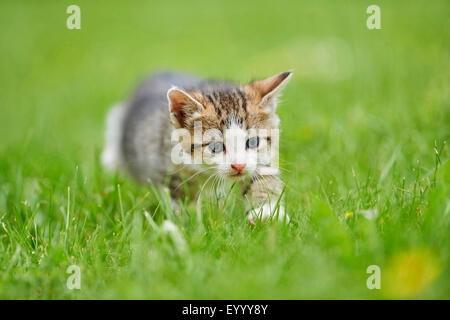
[384,247,442,298]
[344,211,353,218]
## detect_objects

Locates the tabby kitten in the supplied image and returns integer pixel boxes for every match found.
[102,71,292,224]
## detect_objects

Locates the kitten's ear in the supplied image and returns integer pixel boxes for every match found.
[245,71,292,113]
[167,87,204,128]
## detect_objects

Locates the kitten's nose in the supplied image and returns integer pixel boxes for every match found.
[231,164,246,173]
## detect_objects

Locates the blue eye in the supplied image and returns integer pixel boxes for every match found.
[209,141,224,153]
[246,137,259,149]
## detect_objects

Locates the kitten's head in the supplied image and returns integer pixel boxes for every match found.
[167,71,292,180]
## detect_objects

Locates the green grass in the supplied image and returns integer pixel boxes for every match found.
[0,0,449,299]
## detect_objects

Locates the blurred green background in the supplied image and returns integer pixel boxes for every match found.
[0,0,448,299]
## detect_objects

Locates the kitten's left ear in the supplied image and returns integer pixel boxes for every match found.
[245,71,292,113]
[167,87,204,128]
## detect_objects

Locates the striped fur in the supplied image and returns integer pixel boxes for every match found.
[102,71,292,224]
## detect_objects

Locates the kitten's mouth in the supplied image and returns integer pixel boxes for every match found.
[228,172,245,180]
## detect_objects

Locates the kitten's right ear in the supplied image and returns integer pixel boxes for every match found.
[167,87,204,128]
[245,71,292,113]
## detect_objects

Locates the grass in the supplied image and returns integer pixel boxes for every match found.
[0,0,449,299]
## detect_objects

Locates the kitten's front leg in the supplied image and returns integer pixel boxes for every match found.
[246,174,290,224]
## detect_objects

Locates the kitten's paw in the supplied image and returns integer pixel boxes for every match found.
[169,198,183,216]
[247,204,290,225]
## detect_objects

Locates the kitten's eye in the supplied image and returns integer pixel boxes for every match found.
[246,137,259,149]
[209,141,224,153]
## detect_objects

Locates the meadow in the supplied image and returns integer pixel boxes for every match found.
[0,0,448,299]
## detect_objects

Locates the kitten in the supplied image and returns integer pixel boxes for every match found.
[102,71,292,224]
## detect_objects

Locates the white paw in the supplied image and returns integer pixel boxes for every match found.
[247,204,290,225]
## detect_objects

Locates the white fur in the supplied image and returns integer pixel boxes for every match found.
[248,204,290,224]
[101,102,126,171]
[209,122,258,177]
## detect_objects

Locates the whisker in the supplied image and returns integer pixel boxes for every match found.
[168,164,188,176]
[173,166,214,191]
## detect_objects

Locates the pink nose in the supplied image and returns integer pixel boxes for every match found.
[231,164,246,172]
